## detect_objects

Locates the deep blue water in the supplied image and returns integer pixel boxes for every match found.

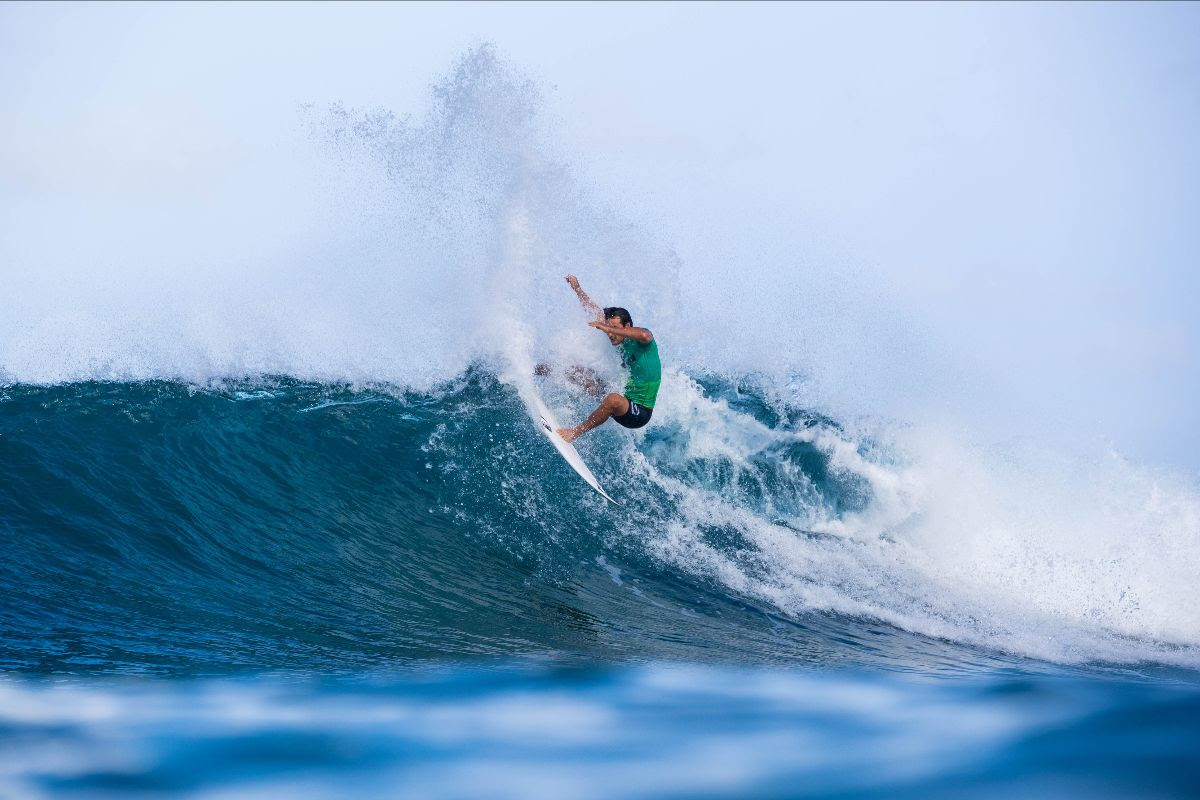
[2,374,1198,797]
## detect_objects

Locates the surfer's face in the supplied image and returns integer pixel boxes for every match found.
[605,317,627,345]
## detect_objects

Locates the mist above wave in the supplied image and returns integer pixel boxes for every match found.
[0,46,682,393]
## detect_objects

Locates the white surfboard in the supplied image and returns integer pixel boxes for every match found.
[526,393,618,505]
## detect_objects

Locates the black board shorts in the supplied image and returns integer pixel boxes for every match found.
[613,399,653,429]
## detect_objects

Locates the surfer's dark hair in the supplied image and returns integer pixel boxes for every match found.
[603,307,633,326]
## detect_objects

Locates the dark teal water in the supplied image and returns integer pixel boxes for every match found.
[2,374,1198,798]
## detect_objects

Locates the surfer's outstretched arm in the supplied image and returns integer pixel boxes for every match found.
[588,320,653,344]
[565,274,603,321]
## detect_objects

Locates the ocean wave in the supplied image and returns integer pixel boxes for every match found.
[2,370,1197,675]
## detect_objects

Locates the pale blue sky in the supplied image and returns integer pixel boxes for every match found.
[2,2,1197,468]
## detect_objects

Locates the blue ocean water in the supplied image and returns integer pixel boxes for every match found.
[1,375,1198,798]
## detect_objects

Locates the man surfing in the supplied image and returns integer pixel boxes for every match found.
[554,274,661,443]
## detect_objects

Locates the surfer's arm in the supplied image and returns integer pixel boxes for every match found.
[565,274,603,320]
[588,321,653,344]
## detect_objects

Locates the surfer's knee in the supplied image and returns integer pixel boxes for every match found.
[603,393,628,413]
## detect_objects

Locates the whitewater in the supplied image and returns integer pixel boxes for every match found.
[3,47,1199,798]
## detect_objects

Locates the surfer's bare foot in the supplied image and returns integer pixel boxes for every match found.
[557,427,578,443]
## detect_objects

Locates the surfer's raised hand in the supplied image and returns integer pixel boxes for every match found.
[566,275,603,319]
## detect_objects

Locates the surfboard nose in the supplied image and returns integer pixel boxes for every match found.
[529,397,618,505]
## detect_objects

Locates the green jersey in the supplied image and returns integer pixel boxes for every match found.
[619,337,661,408]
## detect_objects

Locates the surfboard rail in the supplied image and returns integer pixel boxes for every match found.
[527,394,618,505]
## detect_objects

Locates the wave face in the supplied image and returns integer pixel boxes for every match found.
[0,374,920,673]
[2,372,1197,676]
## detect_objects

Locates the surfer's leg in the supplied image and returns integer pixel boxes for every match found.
[559,393,629,443]
[566,366,605,397]
[535,364,605,397]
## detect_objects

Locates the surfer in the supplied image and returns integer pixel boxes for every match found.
[554,274,661,443]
